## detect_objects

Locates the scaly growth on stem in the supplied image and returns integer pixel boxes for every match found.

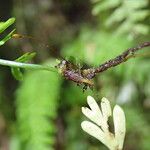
[56,42,150,90]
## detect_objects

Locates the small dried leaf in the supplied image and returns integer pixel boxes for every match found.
[113,105,126,150]
[101,97,112,120]
[81,121,105,143]
[87,96,102,116]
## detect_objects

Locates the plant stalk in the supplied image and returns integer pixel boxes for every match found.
[0,59,57,72]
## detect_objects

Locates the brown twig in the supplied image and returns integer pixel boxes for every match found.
[94,42,150,74]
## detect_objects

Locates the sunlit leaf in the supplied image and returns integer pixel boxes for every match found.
[92,0,120,15]
[133,24,149,35]
[130,10,150,21]
[0,18,15,33]
[0,29,16,46]
[105,8,125,26]
[15,52,36,62]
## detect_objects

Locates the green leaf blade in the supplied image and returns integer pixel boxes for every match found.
[0,18,15,33]
[11,67,24,81]
[11,52,36,81]
[0,29,16,46]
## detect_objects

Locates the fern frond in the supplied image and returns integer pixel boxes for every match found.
[92,0,149,37]
[16,60,62,150]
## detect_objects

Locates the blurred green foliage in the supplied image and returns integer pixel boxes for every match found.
[0,18,15,46]
[0,0,150,150]
[15,60,62,150]
[92,0,150,39]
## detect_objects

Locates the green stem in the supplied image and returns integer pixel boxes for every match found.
[0,59,57,72]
